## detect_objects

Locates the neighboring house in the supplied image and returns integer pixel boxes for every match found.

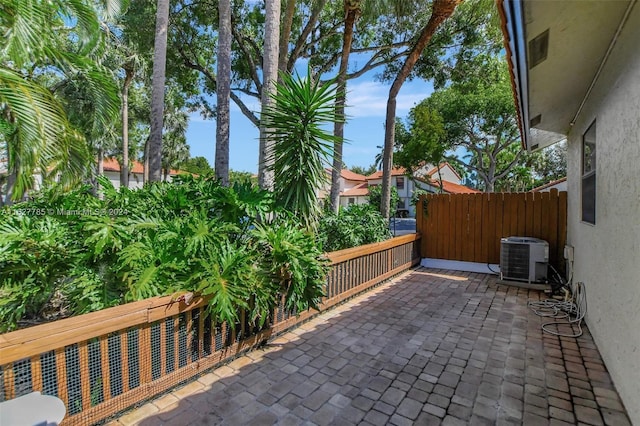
[319,169,370,208]
[500,1,639,423]
[341,183,369,207]
[102,158,183,189]
[530,177,567,193]
[367,164,477,217]
[321,164,478,216]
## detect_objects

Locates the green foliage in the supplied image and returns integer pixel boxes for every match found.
[179,157,213,176]
[410,188,430,206]
[368,185,400,214]
[349,164,377,176]
[317,204,392,252]
[0,176,328,332]
[418,54,522,192]
[0,0,121,200]
[262,70,341,231]
[394,107,446,177]
[229,170,257,187]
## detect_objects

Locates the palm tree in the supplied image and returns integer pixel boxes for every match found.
[161,104,189,181]
[329,0,361,213]
[215,0,232,186]
[147,0,170,182]
[0,0,121,203]
[380,0,462,218]
[258,0,281,190]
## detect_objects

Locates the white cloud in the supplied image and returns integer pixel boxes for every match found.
[345,81,431,118]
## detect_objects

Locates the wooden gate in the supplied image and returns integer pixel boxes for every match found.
[416,190,567,271]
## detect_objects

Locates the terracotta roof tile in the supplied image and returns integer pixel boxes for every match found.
[342,182,369,196]
[102,157,182,175]
[367,168,406,179]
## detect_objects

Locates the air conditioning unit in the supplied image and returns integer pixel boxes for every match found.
[500,237,549,283]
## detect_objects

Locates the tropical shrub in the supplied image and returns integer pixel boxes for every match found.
[317,204,391,252]
[0,176,327,332]
[368,185,400,215]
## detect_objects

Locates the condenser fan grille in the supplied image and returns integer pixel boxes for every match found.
[501,243,531,280]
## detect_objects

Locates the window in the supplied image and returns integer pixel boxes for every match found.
[582,122,596,224]
[396,177,405,190]
[397,199,405,209]
[348,197,355,205]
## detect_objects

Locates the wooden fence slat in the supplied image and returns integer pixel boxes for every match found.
[533,191,542,237]
[172,317,179,372]
[517,193,527,236]
[54,348,68,406]
[461,194,469,262]
[473,194,483,262]
[456,193,465,261]
[427,194,437,259]
[496,193,506,262]
[160,320,167,376]
[540,191,551,242]
[447,194,456,260]
[548,189,560,266]
[139,324,152,385]
[120,332,129,393]
[78,341,91,411]
[3,363,15,400]
[99,336,110,402]
[558,191,568,272]
[30,355,42,392]
[480,194,495,263]
[198,309,205,359]
[525,192,535,236]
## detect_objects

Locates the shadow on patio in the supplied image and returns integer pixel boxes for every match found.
[112,268,631,426]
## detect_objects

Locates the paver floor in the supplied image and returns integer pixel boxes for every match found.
[112,268,631,426]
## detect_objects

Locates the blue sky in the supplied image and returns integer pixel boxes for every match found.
[185,74,435,173]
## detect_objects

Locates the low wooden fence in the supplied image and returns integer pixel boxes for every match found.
[0,234,420,426]
[417,190,567,272]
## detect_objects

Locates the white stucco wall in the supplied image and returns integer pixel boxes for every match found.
[435,166,462,184]
[565,9,640,423]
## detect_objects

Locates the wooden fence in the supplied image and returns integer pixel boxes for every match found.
[416,190,567,271]
[0,234,420,426]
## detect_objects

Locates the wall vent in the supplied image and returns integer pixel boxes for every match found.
[529,29,549,69]
[530,114,542,127]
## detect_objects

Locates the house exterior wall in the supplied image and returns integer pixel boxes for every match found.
[433,166,461,184]
[104,171,175,190]
[565,11,640,423]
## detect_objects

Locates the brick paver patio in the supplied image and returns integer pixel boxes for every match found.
[110,268,631,426]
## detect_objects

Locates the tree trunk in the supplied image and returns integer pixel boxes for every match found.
[381,0,462,218]
[5,171,16,206]
[95,148,104,197]
[121,67,134,188]
[143,136,150,183]
[330,4,358,213]
[278,0,297,74]
[148,0,170,182]
[258,0,281,190]
[215,0,231,186]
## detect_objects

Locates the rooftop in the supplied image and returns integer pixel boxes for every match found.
[111,268,631,426]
